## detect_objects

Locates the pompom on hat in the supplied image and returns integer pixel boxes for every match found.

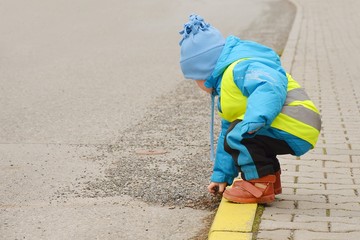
[179,14,225,80]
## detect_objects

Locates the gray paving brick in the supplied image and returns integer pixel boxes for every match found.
[330,209,360,217]
[264,207,328,217]
[261,213,293,222]
[353,178,360,185]
[268,200,296,210]
[331,223,360,232]
[352,156,360,163]
[279,165,297,172]
[318,143,350,150]
[326,183,358,190]
[325,161,360,168]
[294,230,360,240]
[350,143,360,150]
[280,175,296,183]
[278,194,327,203]
[281,188,296,195]
[297,202,360,211]
[260,220,328,232]
[282,171,325,178]
[296,188,354,196]
[352,168,360,175]
[294,215,360,224]
[280,159,323,166]
[328,195,360,204]
[326,148,360,155]
[284,182,325,190]
[326,172,356,180]
[298,166,351,174]
[257,230,292,240]
[320,153,352,161]
[297,177,353,184]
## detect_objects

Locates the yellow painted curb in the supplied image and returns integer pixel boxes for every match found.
[209,231,252,240]
[208,197,257,240]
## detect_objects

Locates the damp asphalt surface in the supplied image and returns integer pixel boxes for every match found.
[0,0,294,239]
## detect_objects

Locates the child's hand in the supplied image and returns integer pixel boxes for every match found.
[208,182,227,196]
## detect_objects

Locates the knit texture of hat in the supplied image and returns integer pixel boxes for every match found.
[179,15,225,80]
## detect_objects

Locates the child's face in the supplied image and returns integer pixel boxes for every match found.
[195,80,212,94]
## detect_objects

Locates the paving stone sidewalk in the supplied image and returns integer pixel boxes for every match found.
[257,0,360,239]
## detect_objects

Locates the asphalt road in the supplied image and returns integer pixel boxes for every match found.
[0,0,294,239]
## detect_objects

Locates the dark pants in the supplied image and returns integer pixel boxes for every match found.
[225,132,295,181]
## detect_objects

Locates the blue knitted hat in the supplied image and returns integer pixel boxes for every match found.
[179,15,225,80]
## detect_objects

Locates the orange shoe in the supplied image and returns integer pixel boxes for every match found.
[274,170,282,195]
[232,171,282,194]
[223,175,276,204]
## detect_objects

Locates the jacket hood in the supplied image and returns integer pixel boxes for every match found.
[205,36,282,91]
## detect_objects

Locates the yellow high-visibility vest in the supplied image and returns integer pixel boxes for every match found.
[219,59,321,147]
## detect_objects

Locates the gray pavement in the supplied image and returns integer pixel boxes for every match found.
[257,0,360,239]
[0,0,295,239]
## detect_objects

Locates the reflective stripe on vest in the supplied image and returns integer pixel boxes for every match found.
[219,59,321,147]
[281,105,321,131]
[271,73,321,146]
[283,87,321,131]
[285,88,311,104]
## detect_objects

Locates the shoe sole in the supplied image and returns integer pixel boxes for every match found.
[223,192,275,204]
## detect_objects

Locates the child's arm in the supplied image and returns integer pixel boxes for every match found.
[209,119,239,190]
[231,61,288,137]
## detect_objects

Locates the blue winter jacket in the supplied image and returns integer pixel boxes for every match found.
[205,36,311,184]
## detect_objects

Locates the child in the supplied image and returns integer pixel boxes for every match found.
[178,14,321,204]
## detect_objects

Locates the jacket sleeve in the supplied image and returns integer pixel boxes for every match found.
[210,119,239,185]
[230,61,288,139]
